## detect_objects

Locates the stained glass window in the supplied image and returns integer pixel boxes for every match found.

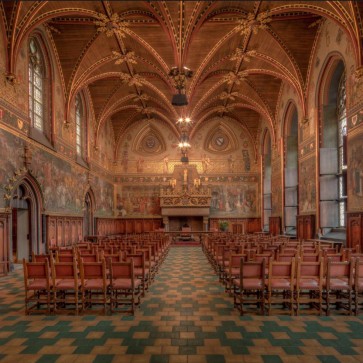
[28,38,44,131]
[337,73,347,227]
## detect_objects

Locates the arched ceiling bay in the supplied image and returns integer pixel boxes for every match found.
[2,1,362,149]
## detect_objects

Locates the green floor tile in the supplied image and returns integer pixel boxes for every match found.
[150,355,170,363]
[36,355,60,363]
[317,356,341,363]
[93,354,115,363]
[206,354,225,363]
[262,356,283,363]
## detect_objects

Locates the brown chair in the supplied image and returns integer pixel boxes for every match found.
[51,258,81,315]
[266,259,295,315]
[233,259,266,315]
[225,253,247,293]
[295,258,324,315]
[23,259,53,315]
[324,258,354,316]
[79,258,109,314]
[125,253,147,297]
[31,252,52,263]
[109,260,142,315]
[354,258,363,315]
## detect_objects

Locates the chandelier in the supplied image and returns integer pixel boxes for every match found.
[169,66,193,106]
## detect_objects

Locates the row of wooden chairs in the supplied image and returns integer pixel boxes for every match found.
[24,240,170,315]
[231,257,363,316]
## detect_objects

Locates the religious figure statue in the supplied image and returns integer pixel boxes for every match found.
[202,154,210,173]
[183,168,188,183]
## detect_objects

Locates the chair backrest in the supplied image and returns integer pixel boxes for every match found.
[110,261,134,280]
[326,259,353,286]
[355,258,363,289]
[241,259,265,281]
[125,253,144,269]
[32,253,51,263]
[229,254,247,268]
[56,254,75,263]
[79,253,99,263]
[269,258,295,280]
[80,259,106,281]
[23,259,51,286]
[51,259,78,281]
[296,258,323,287]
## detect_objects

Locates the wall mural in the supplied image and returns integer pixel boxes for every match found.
[115,185,161,217]
[348,130,363,211]
[91,175,114,216]
[209,182,259,218]
[299,157,316,213]
[0,128,114,216]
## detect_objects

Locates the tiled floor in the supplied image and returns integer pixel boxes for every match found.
[0,246,363,363]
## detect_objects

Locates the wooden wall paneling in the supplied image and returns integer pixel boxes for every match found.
[347,213,362,250]
[135,220,143,233]
[296,215,316,240]
[0,213,9,275]
[64,220,70,245]
[153,219,161,230]
[57,219,64,246]
[269,217,281,236]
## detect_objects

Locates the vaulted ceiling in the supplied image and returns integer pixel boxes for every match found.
[1,1,362,151]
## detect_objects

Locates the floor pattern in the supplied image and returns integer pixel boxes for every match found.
[0,246,363,362]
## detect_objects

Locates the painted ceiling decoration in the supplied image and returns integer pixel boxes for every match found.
[2,1,362,152]
[204,122,239,154]
[133,124,166,155]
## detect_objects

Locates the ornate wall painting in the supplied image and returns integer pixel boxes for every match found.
[299,157,317,213]
[116,185,161,217]
[92,176,114,216]
[348,130,363,211]
[209,183,259,218]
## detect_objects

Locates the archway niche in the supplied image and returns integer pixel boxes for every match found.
[10,175,43,262]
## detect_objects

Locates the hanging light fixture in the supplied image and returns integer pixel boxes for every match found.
[178,132,191,163]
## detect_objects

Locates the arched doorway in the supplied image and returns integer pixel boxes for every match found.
[83,190,95,237]
[10,176,43,262]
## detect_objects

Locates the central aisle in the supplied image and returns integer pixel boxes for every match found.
[141,246,233,319]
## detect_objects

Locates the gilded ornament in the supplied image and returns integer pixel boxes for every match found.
[94,13,130,38]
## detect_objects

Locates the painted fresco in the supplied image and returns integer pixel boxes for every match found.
[0,128,114,215]
[31,148,87,213]
[299,157,316,213]
[116,185,161,217]
[348,131,363,211]
[92,175,114,216]
[0,129,25,208]
[209,183,259,218]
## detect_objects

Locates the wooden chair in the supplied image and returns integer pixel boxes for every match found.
[225,253,247,293]
[109,260,142,315]
[51,258,81,315]
[23,259,52,315]
[233,259,265,315]
[324,258,354,316]
[266,259,295,315]
[31,252,52,263]
[354,258,363,316]
[295,258,324,315]
[79,258,109,314]
[125,253,147,297]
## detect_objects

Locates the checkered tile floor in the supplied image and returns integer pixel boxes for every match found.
[0,246,363,362]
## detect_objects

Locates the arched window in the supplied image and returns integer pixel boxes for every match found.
[284,105,298,235]
[75,94,83,155]
[319,59,346,236]
[29,38,45,131]
[337,72,347,227]
[263,131,272,231]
